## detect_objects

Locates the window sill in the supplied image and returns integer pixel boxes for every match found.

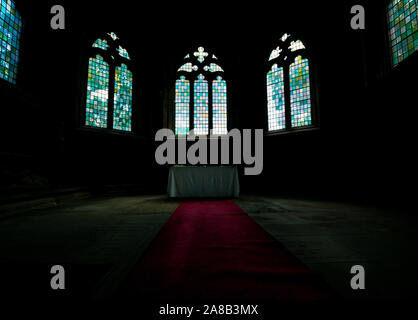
[264,126,320,136]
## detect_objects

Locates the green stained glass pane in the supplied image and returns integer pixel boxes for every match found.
[0,0,22,84]
[85,55,109,128]
[289,56,312,128]
[113,64,133,131]
[92,38,109,51]
[117,46,130,60]
[387,0,418,66]
[267,64,286,131]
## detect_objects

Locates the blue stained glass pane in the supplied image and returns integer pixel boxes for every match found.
[0,0,22,84]
[289,56,312,128]
[85,55,109,128]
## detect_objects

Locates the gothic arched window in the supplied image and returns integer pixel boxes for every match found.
[175,47,227,135]
[387,0,417,67]
[0,0,22,84]
[267,34,315,132]
[85,32,133,132]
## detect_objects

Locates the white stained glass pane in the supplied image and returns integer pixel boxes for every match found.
[212,77,227,135]
[175,76,190,135]
[193,74,209,135]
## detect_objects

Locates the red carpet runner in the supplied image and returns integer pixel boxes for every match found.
[120,200,332,301]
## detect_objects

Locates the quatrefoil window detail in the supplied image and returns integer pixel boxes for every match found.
[194,47,209,63]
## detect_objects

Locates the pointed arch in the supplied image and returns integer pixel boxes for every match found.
[84,32,133,132]
[266,34,314,132]
[174,47,228,135]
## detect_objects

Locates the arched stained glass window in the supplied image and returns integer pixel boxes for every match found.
[387,0,418,66]
[175,47,228,135]
[85,32,133,132]
[0,0,22,84]
[267,34,314,132]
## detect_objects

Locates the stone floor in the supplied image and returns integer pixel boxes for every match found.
[237,195,418,300]
[0,194,417,301]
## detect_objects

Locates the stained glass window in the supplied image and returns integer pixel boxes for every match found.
[175,47,227,135]
[93,39,109,51]
[289,40,305,52]
[85,33,133,132]
[85,55,109,128]
[281,33,290,41]
[387,0,418,66]
[212,76,228,135]
[269,47,282,61]
[0,0,22,84]
[267,64,286,131]
[194,74,209,135]
[194,47,209,63]
[203,63,224,72]
[267,34,314,132]
[178,63,198,72]
[175,76,190,135]
[117,46,130,60]
[114,64,132,131]
[108,32,118,41]
[289,56,312,128]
